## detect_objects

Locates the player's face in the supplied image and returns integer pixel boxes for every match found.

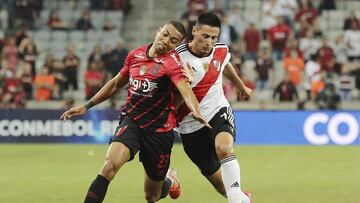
[192,25,220,56]
[154,24,183,54]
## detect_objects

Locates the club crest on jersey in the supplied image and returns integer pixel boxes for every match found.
[213,59,221,71]
[202,63,209,71]
[151,64,162,75]
[140,65,147,75]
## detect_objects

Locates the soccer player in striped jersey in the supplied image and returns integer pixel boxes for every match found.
[61,21,209,203]
[175,13,252,203]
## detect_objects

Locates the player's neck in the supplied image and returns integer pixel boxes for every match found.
[188,42,209,57]
[147,45,159,58]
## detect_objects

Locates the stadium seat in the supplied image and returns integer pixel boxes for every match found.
[59,9,74,21]
[86,30,103,41]
[75,0,90,9]
[34,30,51,41]
[69,31,85,41]
[51,31,68,41]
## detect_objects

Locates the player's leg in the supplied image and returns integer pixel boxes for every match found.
[84,118,140,203]
[215,131,250,203]
[141,130,176,202]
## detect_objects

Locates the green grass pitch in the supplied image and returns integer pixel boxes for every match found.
[1,144,359,203]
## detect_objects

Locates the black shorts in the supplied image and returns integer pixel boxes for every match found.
[110,117,174,181]
[180,107,236,176]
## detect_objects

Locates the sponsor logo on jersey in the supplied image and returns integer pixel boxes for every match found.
[140,65,147,75]
[129,77,158,93]
[170,53,182,67]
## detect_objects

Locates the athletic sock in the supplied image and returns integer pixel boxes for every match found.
[84,174,110,203]
[160,177,172,199]
[220,155,249,203]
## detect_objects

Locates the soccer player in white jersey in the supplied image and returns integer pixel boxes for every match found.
[175,13,252,203]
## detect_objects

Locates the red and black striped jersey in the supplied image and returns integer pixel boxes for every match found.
[119,44,184,132]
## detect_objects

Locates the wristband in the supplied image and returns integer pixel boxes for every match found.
[85,101,95,110]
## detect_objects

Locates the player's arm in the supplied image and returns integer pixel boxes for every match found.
[60,73,129,121]
[174,62,193,109]
[175,80,211,128]
[223,62,252,99]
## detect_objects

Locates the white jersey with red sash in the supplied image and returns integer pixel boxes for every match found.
[175,43,231,134]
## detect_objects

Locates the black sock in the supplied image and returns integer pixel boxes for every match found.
[160,177,172,199]
[84,175,110,203]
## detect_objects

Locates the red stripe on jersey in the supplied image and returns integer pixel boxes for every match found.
[127,95,148,113]
[177,47,228,122]
[139,106,169,129]
[133,95,166,120]
[116,125,128,136]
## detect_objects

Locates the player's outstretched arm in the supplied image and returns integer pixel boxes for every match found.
[174,62,194,109]
[223,63,252,99]
[60,73,129,121]
[176,80,211,128]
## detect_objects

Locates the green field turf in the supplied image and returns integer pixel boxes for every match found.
[0,144,359,203]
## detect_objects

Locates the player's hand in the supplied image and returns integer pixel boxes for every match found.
[60,105,87,121]
[190,111,212,129]
[182,62,194,84]
[240,86,252,100]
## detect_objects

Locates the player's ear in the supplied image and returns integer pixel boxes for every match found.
[192,25,197,36]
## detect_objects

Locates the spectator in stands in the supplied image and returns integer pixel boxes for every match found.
[318,0,336,15]
[277,0,298,29]
[243,22,261,61]
[2,37,18,72]
[103,19,117,31]
[339,64,353,102]
[34,65,55,101]
[350,60,360,100]
[283,49,304,86]
[106,38,128,77]
[295,0,318,28]
[229,42,244,74]
[51,59,67,100]
[284,39,303,59]
[44,53,54,69]
[20,62,33,99]
[90,0,106,10]
[63,44,80,91]
[315,83,340,110]
[344,21,360,62]
[14,0,36,29]
[181,1,204,41]
[84,61,105,100]
[310,72,326,100]
[108,0,132,16]
[268,16,292,60]
[0,58,12,81]
[14,25,29,47]
[218,14,238,45]
[273,74,298,102]
[334,35,348,66]
[304,53,321,100]
[188,0,207,13]
[228,3,245,38]
[88,45,104,66]
[255,49,273,91]
[299,29,321,60]
[261,0,282,39]
[343,10,360,31]
[76,10,94,31]
[18,37,38,76]
[47,9,69,30]
[316,37,335,73]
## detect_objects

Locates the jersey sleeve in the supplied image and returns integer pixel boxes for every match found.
[222,45,232,70]
[119,50,133,78]
[165,52,185,85]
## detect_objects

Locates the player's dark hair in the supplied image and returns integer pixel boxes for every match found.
[196,12,221,28]
[167,21,186,38]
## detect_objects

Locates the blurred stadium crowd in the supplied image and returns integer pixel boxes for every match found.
[0,0,360,110]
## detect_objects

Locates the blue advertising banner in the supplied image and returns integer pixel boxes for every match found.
[235,111,360,145]
[1,110,360,145]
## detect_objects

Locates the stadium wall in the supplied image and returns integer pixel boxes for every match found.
[1,110,360,145]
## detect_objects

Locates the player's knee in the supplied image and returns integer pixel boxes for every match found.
[144,191,161,203]
[216,144,234,159]
[101,159,120,180]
